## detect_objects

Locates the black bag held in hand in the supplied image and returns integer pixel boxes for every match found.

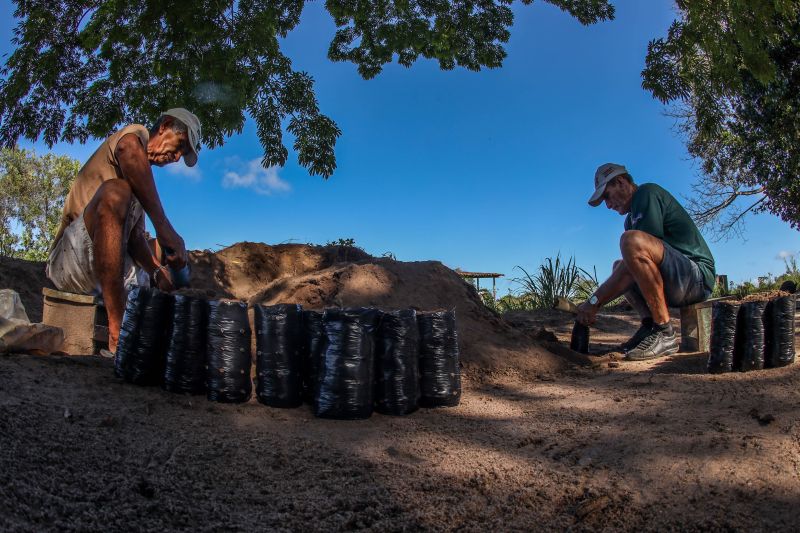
[418,310,461,408]
[164,294,207,394]
[254,303,304,408]
[114,287,172,385]
[707,301,740,374]
[374,309,420,416]
[301,310,325,404]
[206,300,252,403]
[570,321,590,353]
[734,299,768,372]
[765,294,796,368]
[314,308,379,420]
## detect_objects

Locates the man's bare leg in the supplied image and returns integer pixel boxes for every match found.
[619,230,668,324]
[83,180,133,352]
[611,259,653,320]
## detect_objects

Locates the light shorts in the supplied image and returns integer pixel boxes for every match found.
[627,241,711,309]
[46,200,146,296]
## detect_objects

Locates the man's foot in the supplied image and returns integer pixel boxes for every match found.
[620,317,654,352]
[625,323,679,361]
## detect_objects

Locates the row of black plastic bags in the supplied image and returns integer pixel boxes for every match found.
[114,287,461,419]
[707,294,796,373]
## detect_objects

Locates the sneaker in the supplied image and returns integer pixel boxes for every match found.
[620,318,654,352]
[99,348,116,359]
[625,326,679,361]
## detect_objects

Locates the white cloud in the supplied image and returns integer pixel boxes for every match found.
[165,162,202,181]
[777,250,796,260]
[222,158,290,195]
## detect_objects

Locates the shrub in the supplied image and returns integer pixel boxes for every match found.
[511,254,580,310]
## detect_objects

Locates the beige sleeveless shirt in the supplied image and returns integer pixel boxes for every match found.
[53,124,150,245]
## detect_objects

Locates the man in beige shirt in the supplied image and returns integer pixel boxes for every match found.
[46,108,201,355]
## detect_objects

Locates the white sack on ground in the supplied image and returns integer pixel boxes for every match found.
[0,289,64,354]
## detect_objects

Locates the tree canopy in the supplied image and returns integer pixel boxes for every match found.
[0,148,79,260]
[0,0,614,178]
[642,0,800,238]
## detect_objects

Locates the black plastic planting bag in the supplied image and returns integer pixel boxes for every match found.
[254,303,304,408]
[418,311,461,408]
[206,300,252,403]
[570,322,589,353]
[115,287,145,380]
[164,294,207,394]
[765,294,796,368]
[314,308,379,420]
[734,299,768,372]
[301,310,325,403]
[114,287,172,385]
[374,309,420,416]
[707,301,740,374]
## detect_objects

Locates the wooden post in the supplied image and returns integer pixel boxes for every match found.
[679,305,710,353]
[679,296,736,353]
[41,288,108,355]
[492,278,497,299]
[716,274,729,295]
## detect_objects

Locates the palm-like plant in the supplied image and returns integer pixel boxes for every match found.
[512,254,581,309]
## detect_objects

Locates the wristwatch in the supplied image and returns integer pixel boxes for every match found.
[152,265,168,286]
[588,294,599,306]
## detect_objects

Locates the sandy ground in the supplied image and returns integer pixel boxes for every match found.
[2,310,799,532]
[2,247,800,531]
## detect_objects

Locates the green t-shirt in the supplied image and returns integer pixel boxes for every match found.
[624,183,716,290]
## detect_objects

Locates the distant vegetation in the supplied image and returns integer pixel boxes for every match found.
[476,252,800,313]
[724,254,800,299]
[474,253,614,314]
[325,238,356,248]
[0,148,80,261]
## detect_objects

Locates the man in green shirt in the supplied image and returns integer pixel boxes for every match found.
[576,163,716,360]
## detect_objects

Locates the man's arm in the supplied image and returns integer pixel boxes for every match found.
[115,133,187,268]
[576,261,635,326]
[128,215,159,274]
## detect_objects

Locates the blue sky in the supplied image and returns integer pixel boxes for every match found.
[2,1,798,293]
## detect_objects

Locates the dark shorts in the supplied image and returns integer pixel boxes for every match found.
[630,242,710,308]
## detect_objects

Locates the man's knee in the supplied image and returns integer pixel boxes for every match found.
[620,230,664,261]
[89,179,132,222]
[619,230,648,252]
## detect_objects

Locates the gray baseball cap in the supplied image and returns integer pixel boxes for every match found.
[161,108,202,167]
[588,163,628,206]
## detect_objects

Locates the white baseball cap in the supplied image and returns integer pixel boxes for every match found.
[161,108,202,167]
[588,163,628,206]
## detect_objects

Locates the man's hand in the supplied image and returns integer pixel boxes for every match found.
[576,300,599,326]
[152,265,175,292]
[156,227,187,269]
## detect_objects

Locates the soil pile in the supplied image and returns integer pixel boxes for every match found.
[187,242,371,300]
[188,242,565,375]
[0,243,567,375]
[0,255,53,322]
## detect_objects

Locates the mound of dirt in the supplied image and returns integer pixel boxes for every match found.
[0,242,567,375]
[189,242,566,375]
[188,242,371,300]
